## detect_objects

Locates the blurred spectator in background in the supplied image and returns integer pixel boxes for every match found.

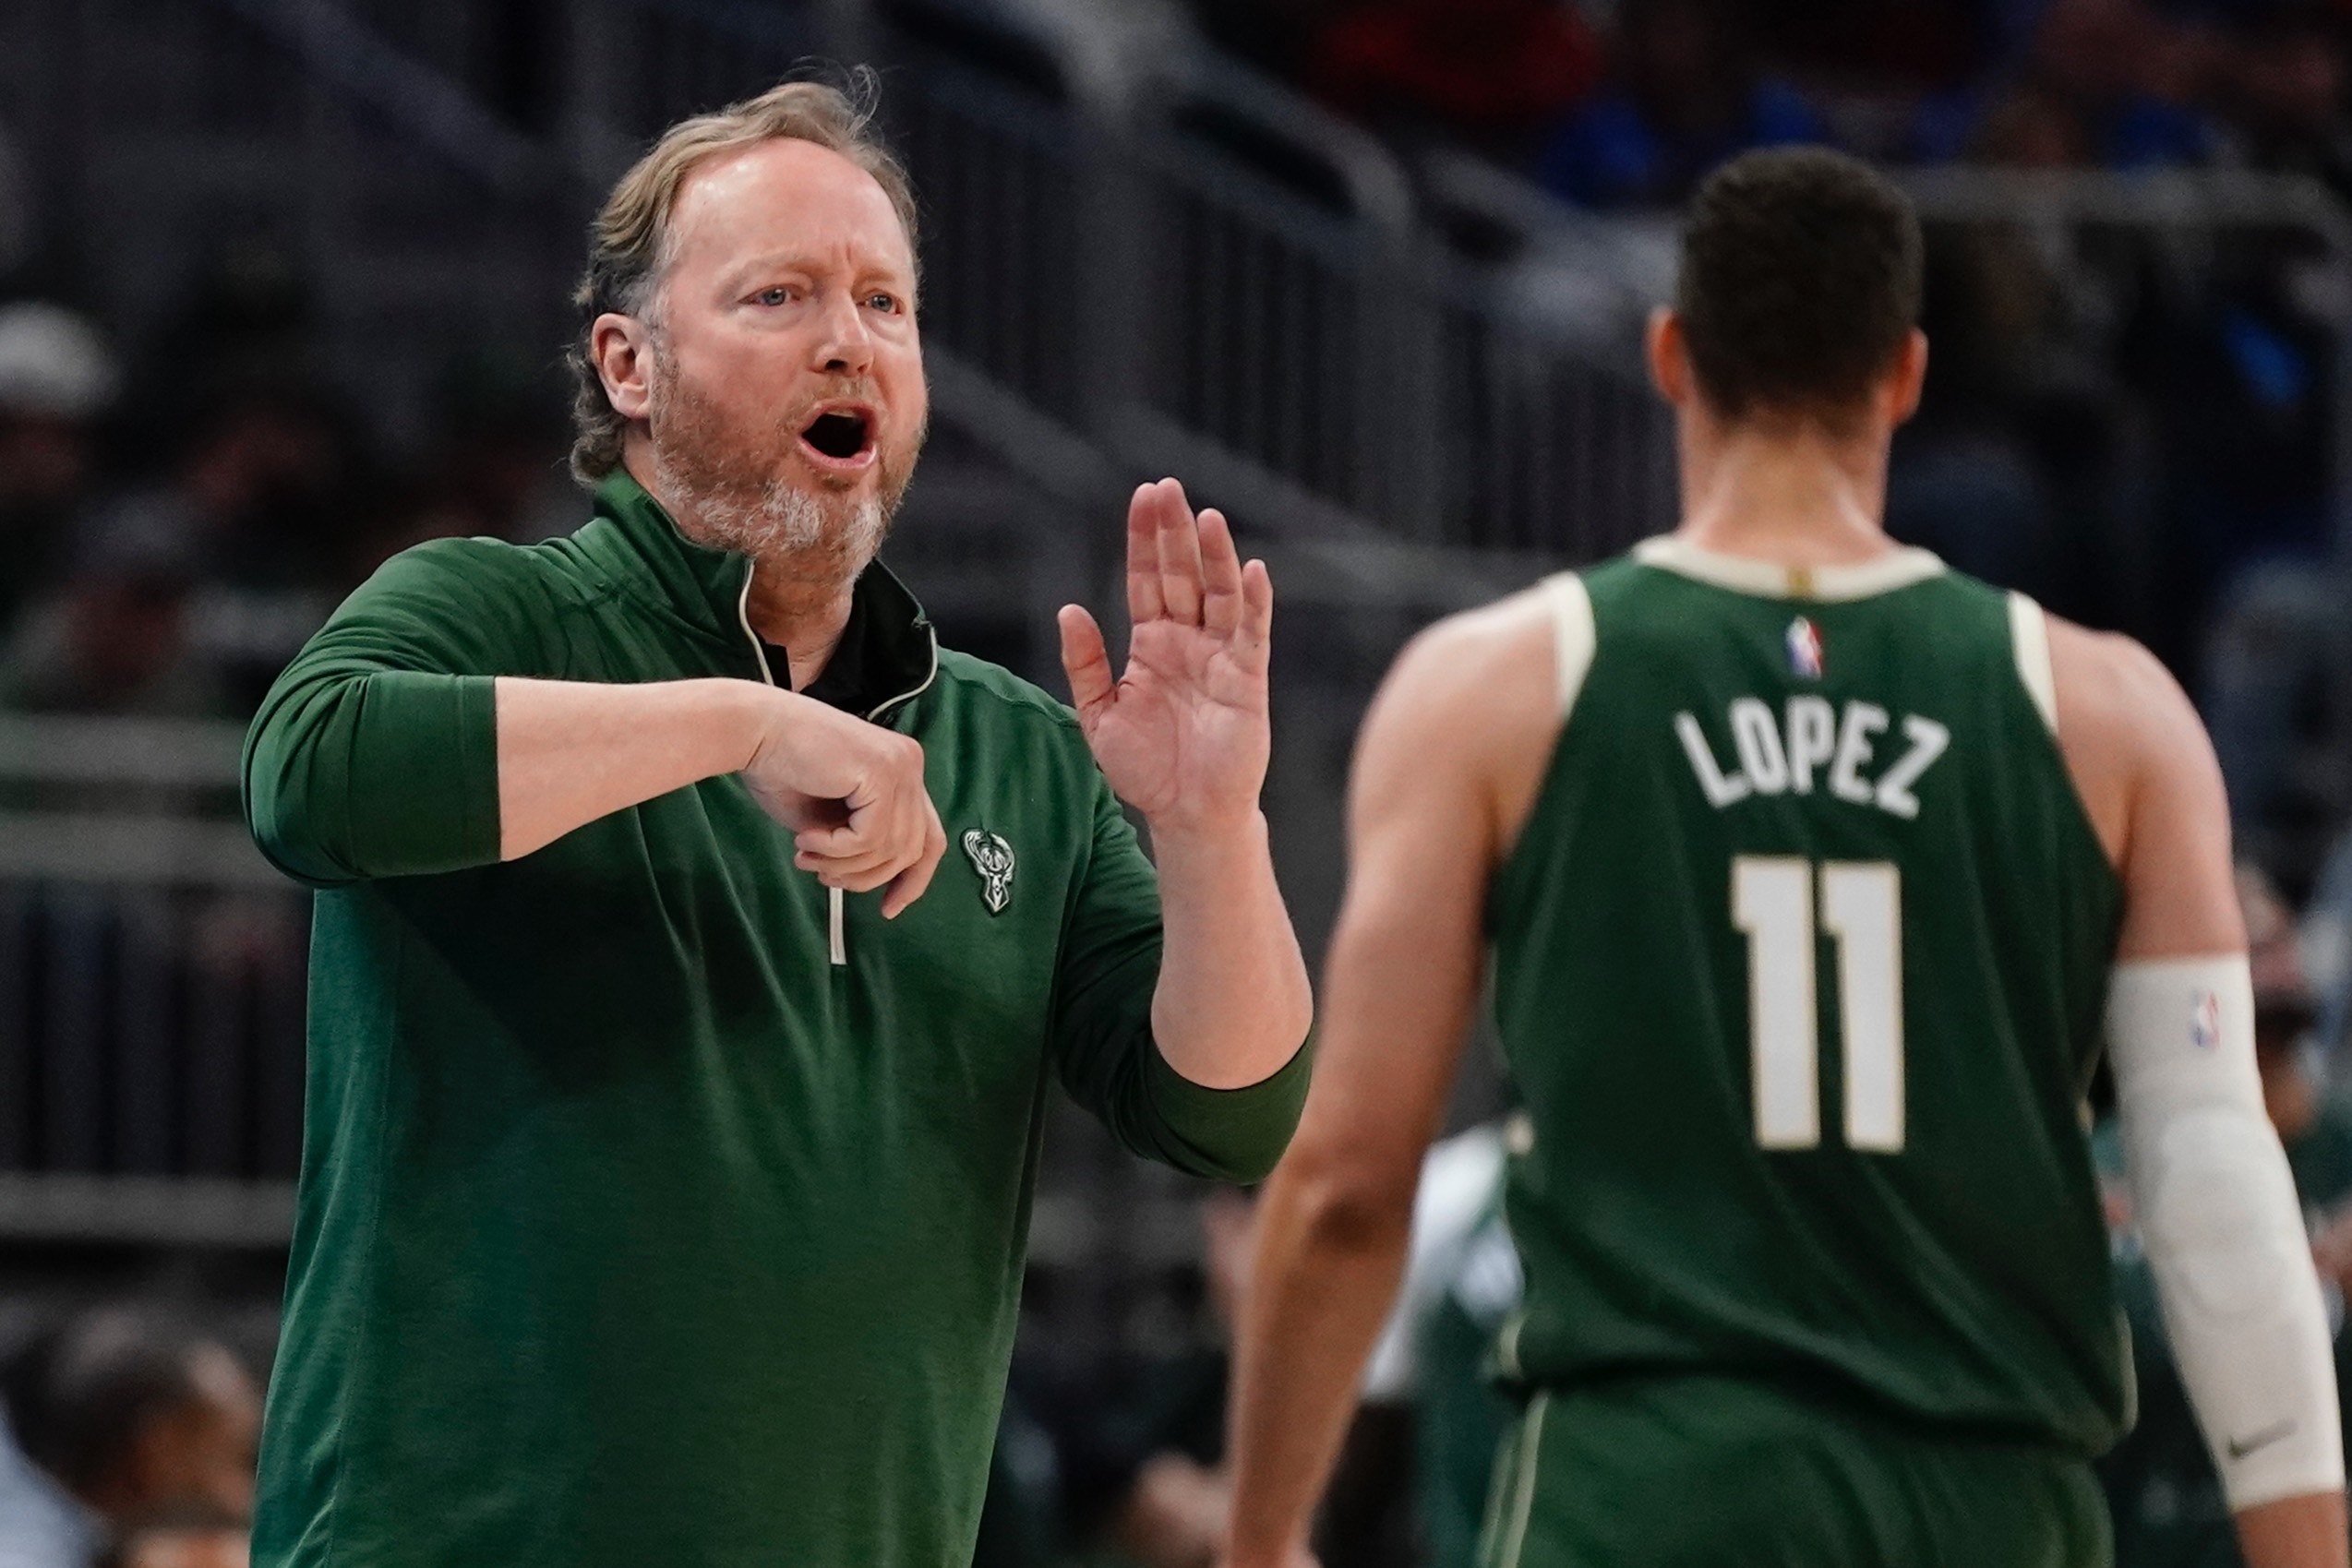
[2207,11,2352,185]
[1,382,355,717]
[983,1191,1260,1568]
[1535,0,1827,208]
[1188,0,1327,81]
[128,247,314,434]
[0,1308,260,1568]
[2119,238,2334,675]
[1357,1120,1519,1568]
[1754,0,1997,161]
[156,385,355,602]
[0,303,117,640]
[0,522,220,717]
[1886,216,2070,598]
[1307,0,1603,156]
[1094,1190,1253,1568]
[1970,0,2219,170]
[96,1510,248,1568]
[97,1513,248,1568]
[2097,867,2352,1566]
[345,350,577,580]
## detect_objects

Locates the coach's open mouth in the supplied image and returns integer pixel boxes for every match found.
[799,408,875,466]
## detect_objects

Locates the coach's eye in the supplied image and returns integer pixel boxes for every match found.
[753,287,793,306]
[866,293,901,314]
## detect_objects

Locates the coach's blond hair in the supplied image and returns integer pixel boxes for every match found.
[566,75,919,485]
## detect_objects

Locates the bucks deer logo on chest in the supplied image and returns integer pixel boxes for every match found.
[1674,697,1950,820]
[963,830,1016,914]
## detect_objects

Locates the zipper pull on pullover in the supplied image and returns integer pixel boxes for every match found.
[738,566,850,969]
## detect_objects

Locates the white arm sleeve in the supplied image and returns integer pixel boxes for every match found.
[2108,955,2345,1510]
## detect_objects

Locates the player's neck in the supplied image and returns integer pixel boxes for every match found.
[1674,417,1896,569]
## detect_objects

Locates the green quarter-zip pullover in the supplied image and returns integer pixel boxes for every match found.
[240,473,1311,1568]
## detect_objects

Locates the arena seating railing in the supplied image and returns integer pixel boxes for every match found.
[0,715,303,1245]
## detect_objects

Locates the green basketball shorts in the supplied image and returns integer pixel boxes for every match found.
[1476,1374,2112,1568]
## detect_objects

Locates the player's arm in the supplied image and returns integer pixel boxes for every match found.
[2053,621,2349,1568]
[1222,604,1549,1568]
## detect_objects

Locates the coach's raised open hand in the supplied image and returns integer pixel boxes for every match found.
[1056,478,1308,1092]
[1057,478,1274,834]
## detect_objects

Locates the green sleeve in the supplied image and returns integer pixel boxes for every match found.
[1049,771,1312,1185]
[242,540,548,886]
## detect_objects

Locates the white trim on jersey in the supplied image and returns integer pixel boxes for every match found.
[2008,592,2059,734]
[1538,571,1597,723]
[1494,1392,1550,1568]
[1633,536,1947,602]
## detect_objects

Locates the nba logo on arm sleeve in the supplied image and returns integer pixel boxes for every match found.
[2190,990,2220,1051]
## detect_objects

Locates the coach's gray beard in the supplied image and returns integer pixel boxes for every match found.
[642,344,908,583]
[660,464,892,581]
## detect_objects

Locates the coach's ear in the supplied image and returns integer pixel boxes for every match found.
[591,312,655,421]
[1648,306,1698,410]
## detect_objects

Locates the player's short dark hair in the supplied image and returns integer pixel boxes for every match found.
[1674,147,1924,426]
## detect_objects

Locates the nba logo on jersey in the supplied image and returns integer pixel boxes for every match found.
[2190,991,2221,1050]
[1786,616,1825,679]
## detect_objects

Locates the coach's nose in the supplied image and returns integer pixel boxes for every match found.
[810,286,875,378]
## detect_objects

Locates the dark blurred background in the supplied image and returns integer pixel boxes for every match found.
[6,1,2352,1564]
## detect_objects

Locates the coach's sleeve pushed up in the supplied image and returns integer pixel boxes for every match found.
[242,541,538,886]
[1049,771,1312,1184]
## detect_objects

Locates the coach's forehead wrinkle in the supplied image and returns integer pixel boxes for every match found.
[666,139,914,284]
[712,244,915,292]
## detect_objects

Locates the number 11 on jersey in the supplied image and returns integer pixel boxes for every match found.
[1732,857,1905,1154]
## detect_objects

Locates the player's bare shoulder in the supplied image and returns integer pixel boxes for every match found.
[2042,612,2218,868]
[1354,582,1570,862]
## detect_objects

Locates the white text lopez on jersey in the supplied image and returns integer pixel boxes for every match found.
[1677,697,1950,819]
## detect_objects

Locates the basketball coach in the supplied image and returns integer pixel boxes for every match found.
[239,78,1314,1568]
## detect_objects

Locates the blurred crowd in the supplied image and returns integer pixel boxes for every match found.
[1198,0,2352,203]
[0,256,576,724]
[1186,1,2352,890]
[0,1306,259,1568]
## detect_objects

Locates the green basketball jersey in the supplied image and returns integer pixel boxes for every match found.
[1487,538,2129,1456]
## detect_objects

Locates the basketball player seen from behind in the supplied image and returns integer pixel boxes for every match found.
[1224,149,2347,1568]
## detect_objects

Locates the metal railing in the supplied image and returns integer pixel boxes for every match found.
[0,717,303,1244]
